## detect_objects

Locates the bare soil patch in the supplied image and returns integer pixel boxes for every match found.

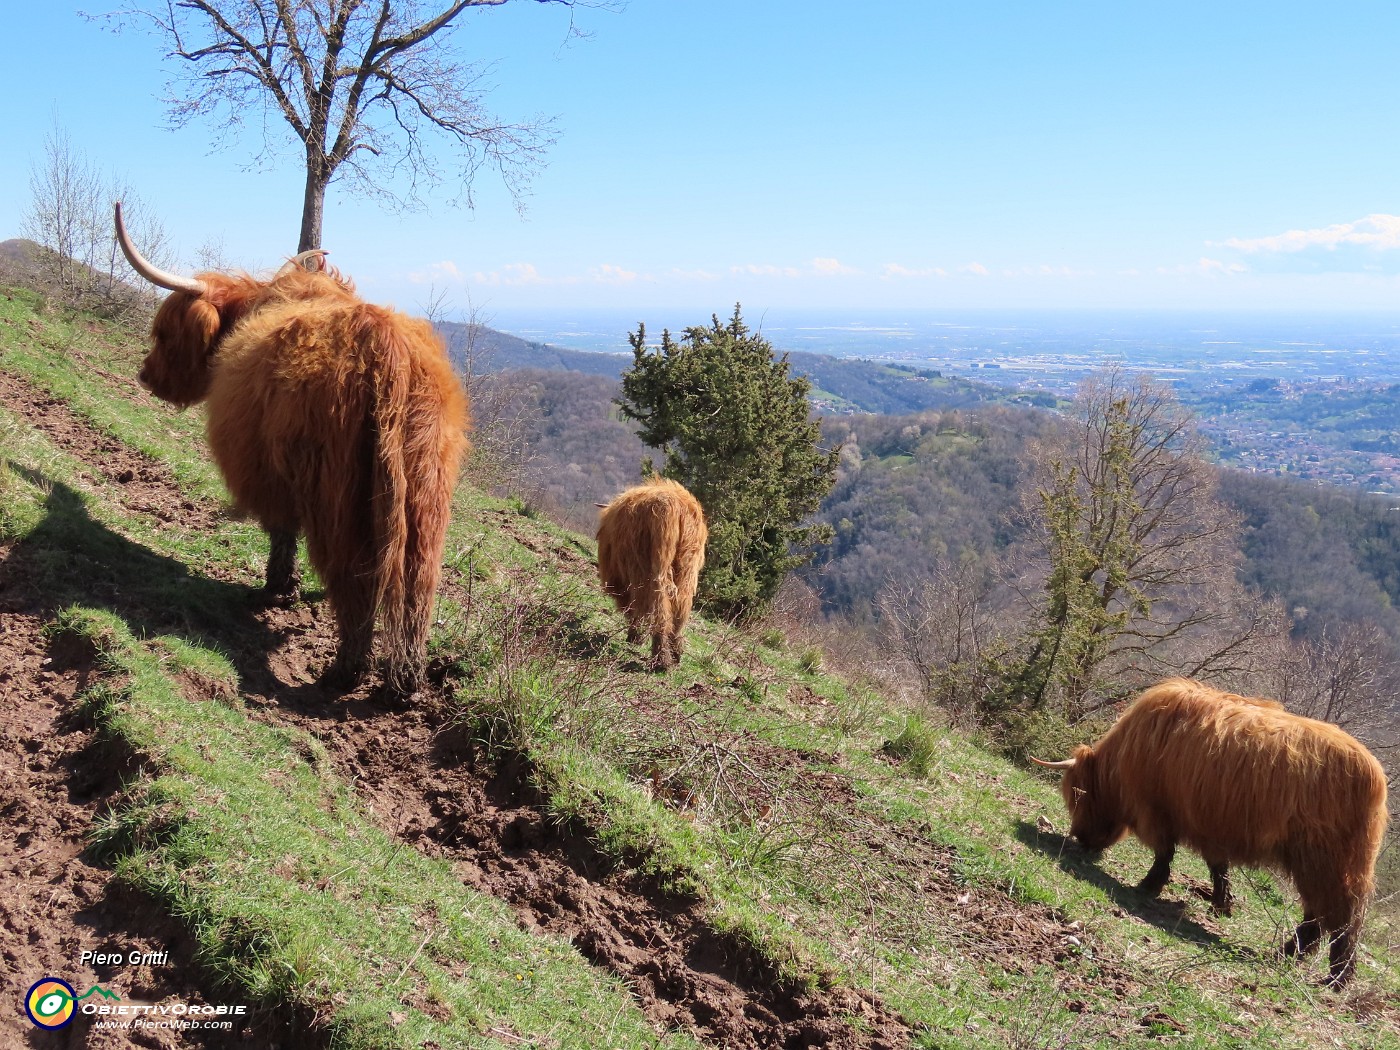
[255,682,913,1049]
[0,612,307,1049]
[0,369,224,536]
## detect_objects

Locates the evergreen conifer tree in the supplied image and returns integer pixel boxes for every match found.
[617,306,840,619]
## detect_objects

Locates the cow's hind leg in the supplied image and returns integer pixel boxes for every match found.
[647,579,677,671]
[320,562,376,691]
[262,528,301,605]
[1208,861,1233,916]
[1283,913,1324,959]
[1326,922,1360,987]
[1321,892,1364,986]
[1136,845,1175,897]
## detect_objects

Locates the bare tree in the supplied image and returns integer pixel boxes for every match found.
[22,125,101,298]
[1260,621,1400,749]
[108,0,610,251]
[1014,366,1261,714]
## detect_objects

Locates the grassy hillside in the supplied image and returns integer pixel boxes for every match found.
[1,285,1396,1048]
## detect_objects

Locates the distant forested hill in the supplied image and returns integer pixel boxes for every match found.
[808,408,1055,614]
[457,319,1400,643]
[439,319,1018,416]
[1218,471,1400,639]
[437,320,630,378]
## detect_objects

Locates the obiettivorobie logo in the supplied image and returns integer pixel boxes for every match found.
[24,978,121,1029]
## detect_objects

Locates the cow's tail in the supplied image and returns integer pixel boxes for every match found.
[366,308,470,695]
[365,309,413,691]
[647,499,683,661]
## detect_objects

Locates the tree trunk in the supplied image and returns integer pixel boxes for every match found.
[298,161,327,253]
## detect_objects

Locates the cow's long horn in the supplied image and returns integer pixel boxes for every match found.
[114,202,205,296]
[279,249,329,275]
[1030,756,1078,770]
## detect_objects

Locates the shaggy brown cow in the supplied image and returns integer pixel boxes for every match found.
[1034,677,1388,985]
[596,478,707,669]
[116,204,469,696]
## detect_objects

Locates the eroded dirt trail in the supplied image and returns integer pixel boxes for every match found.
[0,369,224,535]
[261,689,913,1050]
[0,369,308,1047]
[4,363,913,1046]
[0,610,301,1049]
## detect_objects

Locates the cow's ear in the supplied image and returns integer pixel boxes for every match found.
[1071,744,1095,777]
[183,297,221,354]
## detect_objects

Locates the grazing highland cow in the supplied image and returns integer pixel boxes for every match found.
[597,478,707,669]
[1034,677,1388,985]
[116,203,469,696]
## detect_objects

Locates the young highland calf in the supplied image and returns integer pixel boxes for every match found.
[596,478,707,669]
[1035,677,1388,985]
[116,204,469,697]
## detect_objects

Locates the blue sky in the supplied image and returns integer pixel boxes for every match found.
[3,2,1400,319]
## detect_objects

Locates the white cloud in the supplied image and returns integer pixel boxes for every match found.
[407,260,467,284]
[1155,258,1248,277]
[880,262,949,279]
[961,262,989,276]
[999,264,1091,278]
[731,263,802,278]
[1219,214,1400,254]
[590,263,640,284]
[811,256,858,276]
[470,262,549,287]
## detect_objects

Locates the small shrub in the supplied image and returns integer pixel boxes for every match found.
[881,713,941,778]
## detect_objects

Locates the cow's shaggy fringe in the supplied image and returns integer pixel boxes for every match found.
[596,478,707,670]
[138,266,469,696]
[1050,677,1388,985]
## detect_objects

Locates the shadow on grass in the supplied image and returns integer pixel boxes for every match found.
[3,466,287,692]
[1013,818,1225,948]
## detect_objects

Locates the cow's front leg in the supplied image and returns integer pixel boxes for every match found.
[1208,861,1233,916]
[1136,845,1175,897]
[262,528,301,605]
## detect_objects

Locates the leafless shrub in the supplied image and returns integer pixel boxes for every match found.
[21,124,170,322]
[422,291,544,500]
[877,557,1019,724]
[1254,620,1400,762]
[761,575,911,707]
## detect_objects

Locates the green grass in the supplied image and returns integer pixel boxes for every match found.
[54,605,699,1050]
[3,285,1397,1049]
[446,560,1400,1047]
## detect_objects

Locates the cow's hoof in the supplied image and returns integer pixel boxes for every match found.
[381,664,425,701]
[318,659,366,692]
[249,582,300,609]
[263,585,301,609]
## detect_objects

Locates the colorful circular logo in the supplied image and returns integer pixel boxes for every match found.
[25,978,77,1029]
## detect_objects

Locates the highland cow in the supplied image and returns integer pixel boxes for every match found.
[1035,677,1388,985]
[596,478,707,669]
[116,203,469,696]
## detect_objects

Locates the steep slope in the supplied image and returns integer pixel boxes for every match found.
[1,286,1396,1049]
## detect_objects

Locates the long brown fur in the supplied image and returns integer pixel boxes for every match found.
[596,478,707,669]
[138,265,469,696]
[1052,677,1388,985]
